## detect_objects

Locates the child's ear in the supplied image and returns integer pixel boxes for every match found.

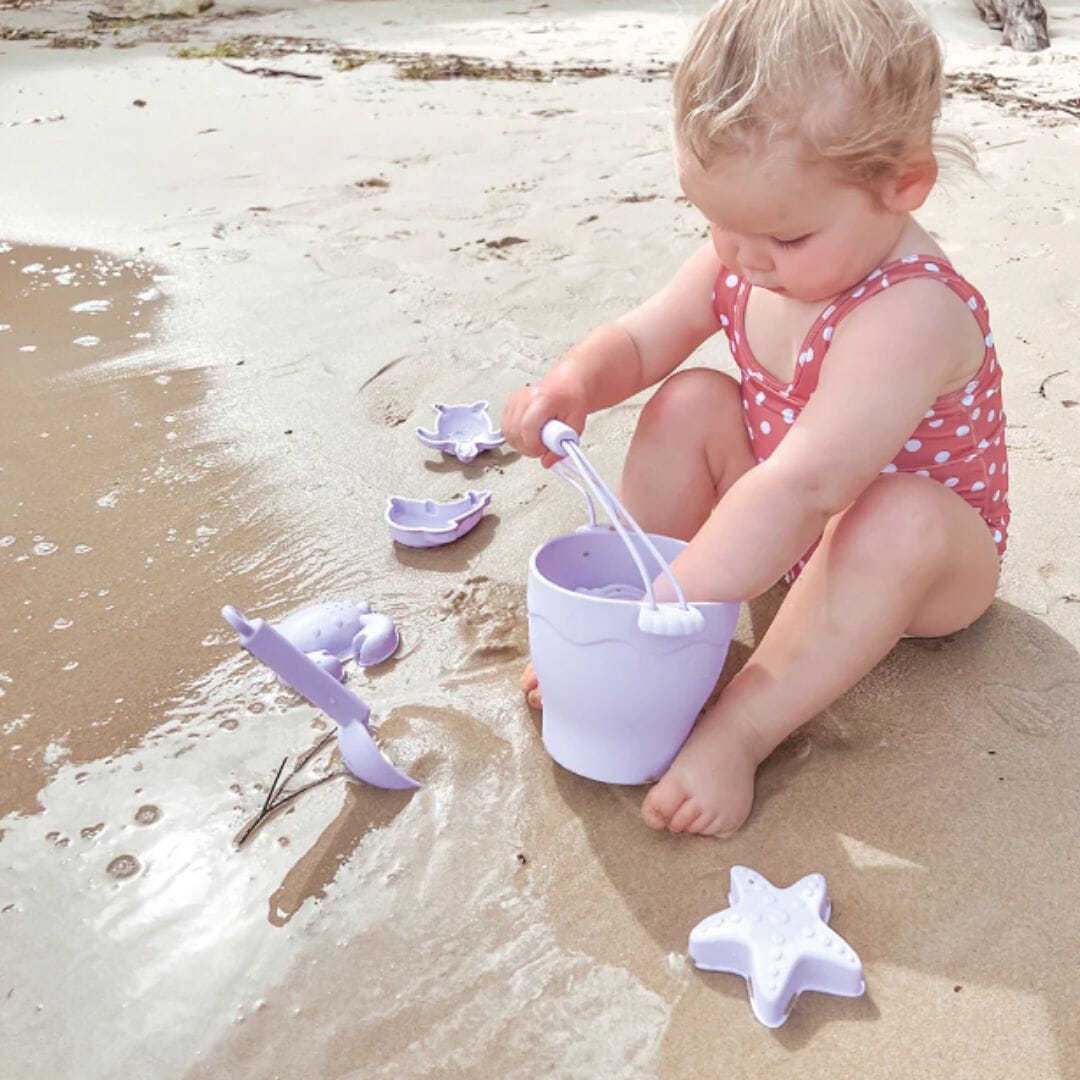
[881,158,938,213]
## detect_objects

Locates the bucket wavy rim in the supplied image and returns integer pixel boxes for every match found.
[528,531,736,612]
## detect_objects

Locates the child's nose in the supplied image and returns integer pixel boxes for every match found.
[737,240,774,273]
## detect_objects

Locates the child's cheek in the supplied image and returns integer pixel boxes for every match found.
[710,230,736,267]
[791,248,817,281]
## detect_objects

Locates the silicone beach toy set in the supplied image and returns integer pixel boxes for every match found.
[222,402,502,789]
[221,402,866,1028]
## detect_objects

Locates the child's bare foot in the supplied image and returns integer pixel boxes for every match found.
[521,661,542,709]
[641,704,762,836]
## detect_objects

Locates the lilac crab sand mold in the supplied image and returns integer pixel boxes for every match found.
[415,401,505,463]
[222,606,418,790]
[386,490,492,548]
[275,599,399,681]
[688,866,865,1028]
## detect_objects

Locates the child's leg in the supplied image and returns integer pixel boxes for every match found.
[522,369,756,705]
[618,368,758,541]
[642,474,1001,835]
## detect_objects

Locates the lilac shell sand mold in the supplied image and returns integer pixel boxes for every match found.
[415,401,505,463]
[386,490,492,548]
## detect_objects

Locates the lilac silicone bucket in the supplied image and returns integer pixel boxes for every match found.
[528,528,739,784]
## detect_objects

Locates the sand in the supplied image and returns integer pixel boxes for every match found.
[1,1,1079,1076]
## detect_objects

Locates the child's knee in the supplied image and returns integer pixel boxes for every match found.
[830,476,952,572]
[638,369,741,438]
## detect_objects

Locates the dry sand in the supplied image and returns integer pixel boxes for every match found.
[2,1,1079,1076]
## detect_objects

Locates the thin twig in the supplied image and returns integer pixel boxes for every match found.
[235,735,342,848]
[263,772,342,814]
[1038,370,1068,398]
[221,61,322,80]
[293,731,337,775]
[236,772,343,847]
[262,757,287,816]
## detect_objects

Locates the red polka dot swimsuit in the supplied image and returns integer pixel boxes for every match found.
[712,256,1010,582]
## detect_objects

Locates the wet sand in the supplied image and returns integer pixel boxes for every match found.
[2,1,1080,1077]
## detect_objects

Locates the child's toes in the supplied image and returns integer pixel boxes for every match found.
[520,661,538,694]
[521,661,543,708]
[641,778,687,830]
[685,808,719,834]
[699,802,750,838]
[696,811,729,837]
[668,798,704,833]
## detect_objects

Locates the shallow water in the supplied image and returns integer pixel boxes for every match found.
[0,233,584,1076]
[1,243,182,817]
[0,238,672,1080]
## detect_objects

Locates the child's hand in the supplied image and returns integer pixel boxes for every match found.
[501,378,588,469]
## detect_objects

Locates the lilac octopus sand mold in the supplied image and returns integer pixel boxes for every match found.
[415,401,505,463]
[275,599,399,681]
[386,490,492,548]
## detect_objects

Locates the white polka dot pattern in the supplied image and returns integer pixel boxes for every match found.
[712,256,1010,577]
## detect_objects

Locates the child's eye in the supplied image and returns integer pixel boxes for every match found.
[774,234,810,250]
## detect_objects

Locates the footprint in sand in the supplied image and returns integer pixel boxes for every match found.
[439,575,527,673]
[981,681,1079,737]
[362,387,410,429]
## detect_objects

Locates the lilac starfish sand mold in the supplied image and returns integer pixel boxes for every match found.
[688,866,865,1028]
[415,401,504,463]
[386,490,492,548]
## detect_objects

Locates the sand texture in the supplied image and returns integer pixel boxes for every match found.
[2,1,1080,1076]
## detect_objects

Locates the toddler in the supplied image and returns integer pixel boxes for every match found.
[502,0,1009,836]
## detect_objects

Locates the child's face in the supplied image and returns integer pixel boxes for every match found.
[678,141,907,303]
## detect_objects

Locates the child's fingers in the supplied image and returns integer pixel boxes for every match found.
[498,397,517,437]
[511,385,586,459]
[501,391,534,453]
[520,395,557,457]
[510,391,549,455]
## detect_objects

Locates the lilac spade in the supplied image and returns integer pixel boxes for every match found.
[222,606,418,790]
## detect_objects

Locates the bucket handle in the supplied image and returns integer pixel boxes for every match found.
[551,460,599,528]
[541,421,705,636]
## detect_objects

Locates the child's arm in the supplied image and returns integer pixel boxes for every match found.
[663,279,980,602]
[503,242,722,464]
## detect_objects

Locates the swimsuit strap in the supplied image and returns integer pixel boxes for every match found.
[790,255,992,399]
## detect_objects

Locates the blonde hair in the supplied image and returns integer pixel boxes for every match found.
[674,0,973,187]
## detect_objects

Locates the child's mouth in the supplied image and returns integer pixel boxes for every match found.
[745,275,785,294]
